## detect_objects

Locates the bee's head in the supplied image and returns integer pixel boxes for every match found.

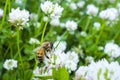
[43,42,53,51]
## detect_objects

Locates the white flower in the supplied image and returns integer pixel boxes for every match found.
[65,60,77,72]
[70,3,77,10]
[53,41,67,52]
[93,22,101,30]
[40,1,54,14]
[65,20,77,31]
[30,13,38,22]
[9,7,30,26]
[77,1,85,8]
[99,8,118,21]
[0,8,3,18]
[85,56,94,63]
[54,51,67,66]
[3,59,17,70]
[33,22,40,28]
[75,59,120,80]
[117,3,120,13]
[50,3,64,19]
[75,66,88,80]
[41,1,63,19]
[104,42,120,58]
[65,51,79,72]
[43,16,49,22]
[44,50,66,68]
[15,0,23,5]
[44,50,79,73]
[86,4,99,16]
[80,31,87,37]
[33,67,40,76]
[29,38,40,44]
[88,59,120,80]
[66,51,79,63]
[50,18,60,26]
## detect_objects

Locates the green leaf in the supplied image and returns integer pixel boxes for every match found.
[52,67,69,80]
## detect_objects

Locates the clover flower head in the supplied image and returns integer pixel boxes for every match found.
[9,7,30,27]
[3,59,17,70]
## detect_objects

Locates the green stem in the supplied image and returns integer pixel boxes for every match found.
[113,31,120,40]
[4,45,10,58]
[8,0,11,13]
[0,0,9,31]
[10,42,13,58]
[17,27,24,71]
[31,20,49,80]
[23,0,27,9]
[30,44,38,80]
[40,21,48,44]
[95,23,105,45]
[84,17,90,32]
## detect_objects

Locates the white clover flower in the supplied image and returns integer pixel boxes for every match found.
[33,22,40,28]
[88,59,120,80]
[70,3,77,10]
[33,67,40,76]
[80,31,87,37]
[9,7,30,26]
[0,8,3,18]
[43,16,49,22]
[66,51,79,64]
[99,8,118,21]
[41,1,63,19]
[86,4,99,16]
[30,13,38,22]
[40,1,54,14]
[104,42,120,58]
[93,22,101,30]
[53,51,67,66]
[65,60,77,72]
[44,50,78,73]
[65,20,77,31]
[85,56,94,63]
[77,1,85,8]
[3,59,17,70]
[29,38,40,44]
[117,3,120,13]
[15,0,23,5]
[65,51,79,72]
[53,41,67,52]
[50,18,60,26]
[75,66,88,80]
[50,3,64,19]
[75,59,120,80]
[44,50,67,68]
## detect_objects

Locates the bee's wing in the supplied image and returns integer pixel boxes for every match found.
[33,46,42,52]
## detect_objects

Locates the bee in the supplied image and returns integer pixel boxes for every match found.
[35,42,53,62]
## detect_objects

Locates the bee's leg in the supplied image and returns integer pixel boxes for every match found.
[45,53,50,59]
